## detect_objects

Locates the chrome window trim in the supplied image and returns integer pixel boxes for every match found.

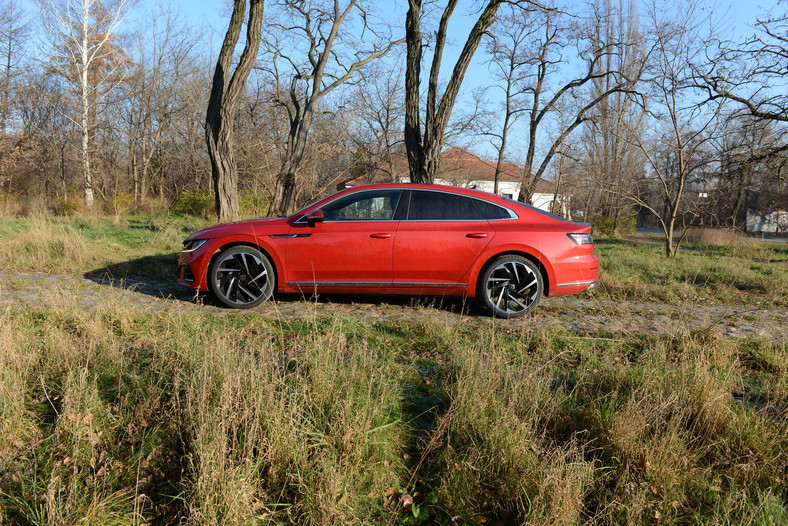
[293,188,404,224]
[407,188,518,221]
[294,187,517,223]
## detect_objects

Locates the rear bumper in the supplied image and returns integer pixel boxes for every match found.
[548,254,599,297]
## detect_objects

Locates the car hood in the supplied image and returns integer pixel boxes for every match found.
[186,217,290,240]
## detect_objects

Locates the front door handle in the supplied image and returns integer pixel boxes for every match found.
[466,233,489,238]
[370,233,392,238]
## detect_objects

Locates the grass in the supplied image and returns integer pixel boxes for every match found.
[0,215,209,280]
[0,304,785,524]
[593,238,788,307]
[1,214,786,307]
[0,214,786,524]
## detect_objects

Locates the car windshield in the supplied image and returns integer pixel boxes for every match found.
[290,194,337,218]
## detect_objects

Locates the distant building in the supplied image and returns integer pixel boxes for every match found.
[746,208,788,233]
[338,147,569,216]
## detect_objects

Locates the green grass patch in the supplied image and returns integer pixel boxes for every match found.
[594,238,788,307]
[0,215,209,280]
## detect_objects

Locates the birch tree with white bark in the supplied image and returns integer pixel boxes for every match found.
[35,0,133,208]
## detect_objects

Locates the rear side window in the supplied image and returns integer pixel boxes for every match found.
[407,190,511,220]
[473,199,512,220]
[408,191,479,220]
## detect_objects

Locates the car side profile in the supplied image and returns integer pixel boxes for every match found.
[177,184,599,318]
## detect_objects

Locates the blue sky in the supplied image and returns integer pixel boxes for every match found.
[125,0,784,162]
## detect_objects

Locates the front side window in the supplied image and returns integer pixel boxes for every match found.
[321,189,402,221]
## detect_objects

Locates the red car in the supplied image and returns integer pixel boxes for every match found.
[177,184,599,318]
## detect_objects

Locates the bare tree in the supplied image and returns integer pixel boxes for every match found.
[0,0,29,139]
[405,0,510,184]
[484,4,538,194]
[36,0,133,208]
[205,0,264,222]
[581,0,646,229]
[626,0,723,257]
[693,9,788,185]
[350,59,406,183]
[125,7,200,203]
[263,0,402,217]
[695,11,788,126]
[511,3,644,204]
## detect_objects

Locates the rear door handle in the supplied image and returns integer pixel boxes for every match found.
[466,233,489,238]
[370,233,392,238]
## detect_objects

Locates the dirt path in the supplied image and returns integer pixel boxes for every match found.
[1,267,785,341]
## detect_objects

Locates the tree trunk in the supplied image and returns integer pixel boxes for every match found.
[404,0,425,183]
[405,0,502,184]
[205,0,264,223]
[270,171,296,216]
[81,7,93,208]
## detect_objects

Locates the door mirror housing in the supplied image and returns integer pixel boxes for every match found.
[306,209,324,227]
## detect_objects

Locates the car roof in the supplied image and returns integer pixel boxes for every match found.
[342,183,507,201]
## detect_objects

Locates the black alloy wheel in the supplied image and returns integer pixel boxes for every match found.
[209,246,275,308]
[479,255,543,318]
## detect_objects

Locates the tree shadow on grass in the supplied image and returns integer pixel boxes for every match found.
[84,255,487,317]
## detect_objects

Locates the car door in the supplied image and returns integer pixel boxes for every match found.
[392,190,496,285]
[285,189,403,287]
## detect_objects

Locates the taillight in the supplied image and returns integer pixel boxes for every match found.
[567,233,593,245]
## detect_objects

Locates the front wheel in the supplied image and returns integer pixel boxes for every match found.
[478,255,543,318]
[209,246,275,308]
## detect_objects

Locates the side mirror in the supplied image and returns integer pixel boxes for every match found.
[306,209,324,227]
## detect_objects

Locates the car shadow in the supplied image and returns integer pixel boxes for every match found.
[85,256,487,317]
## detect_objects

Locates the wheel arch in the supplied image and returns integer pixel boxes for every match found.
[470,249,553,298]
[206,240,281,291]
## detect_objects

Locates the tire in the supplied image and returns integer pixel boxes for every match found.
[209,246,275,309]
[478,255,543,318]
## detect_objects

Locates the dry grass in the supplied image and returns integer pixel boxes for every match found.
[0,303,785,524]
[1,215,786,524]
[684,227,753,248]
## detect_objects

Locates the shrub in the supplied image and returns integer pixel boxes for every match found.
[52,194,83,216]
[239,191,269,218]
[171,189,269,219]
[593,214,636,236]
[109,191,134,216]
[171,189,214,218]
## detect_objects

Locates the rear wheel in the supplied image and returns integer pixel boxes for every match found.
[479,255,543,318]
[209,246,275,308]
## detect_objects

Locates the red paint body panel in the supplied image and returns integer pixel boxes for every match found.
[393,220,494,284]
[177,184,600,308]
[285,220,396,283]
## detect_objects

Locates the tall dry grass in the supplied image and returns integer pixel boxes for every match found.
[0,216,91,271]
[1,244,786,525]
[432,331,593,525]
[684,226,752,248]
[182,320,406,525]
